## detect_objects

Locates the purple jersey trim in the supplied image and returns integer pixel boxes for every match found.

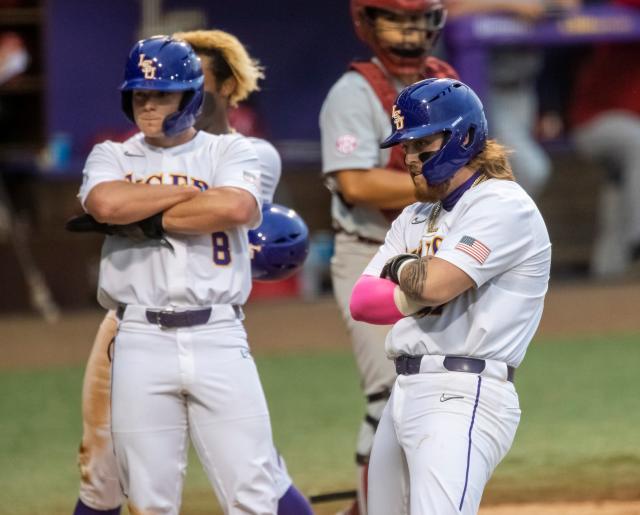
[459,376,482,511]
[442,170,482,211]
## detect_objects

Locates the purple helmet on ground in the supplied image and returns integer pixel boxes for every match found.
[120,35,204,136]
[249,204,310,282]
[381,78,488,185]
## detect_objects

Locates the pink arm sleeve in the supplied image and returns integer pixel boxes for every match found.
[349,274,405,325]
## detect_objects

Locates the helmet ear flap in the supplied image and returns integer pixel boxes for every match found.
[162,87,203,136]
[179,91,192,110]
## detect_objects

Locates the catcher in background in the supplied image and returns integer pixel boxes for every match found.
[71,30,313,515]
[349,78,551,514]
[319,1,456,513]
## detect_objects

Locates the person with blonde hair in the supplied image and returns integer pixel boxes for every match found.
[71,30,313,515]
[350,78,550,514]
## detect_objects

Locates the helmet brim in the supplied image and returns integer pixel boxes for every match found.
[120,76,204,92]
[380,120,452,148]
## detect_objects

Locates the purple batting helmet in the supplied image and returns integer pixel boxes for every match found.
[120,35,204,137]
[249,203,310,282]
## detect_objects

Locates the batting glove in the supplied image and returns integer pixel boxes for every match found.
[380,253,419,284]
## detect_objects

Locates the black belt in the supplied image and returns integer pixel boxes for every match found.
[394,355,515,383]
[116,305,212,328]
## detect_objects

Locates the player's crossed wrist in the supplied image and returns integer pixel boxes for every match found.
[137,212,165,239]
[380,253,419,284]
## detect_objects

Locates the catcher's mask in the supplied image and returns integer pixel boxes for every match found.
[249,203,309,282]
[381,78,488,186]
[351,0,446,76]
[120,35,204,137]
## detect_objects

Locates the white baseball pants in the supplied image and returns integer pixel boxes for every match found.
[369,371,520,515]
[111,310,279,515]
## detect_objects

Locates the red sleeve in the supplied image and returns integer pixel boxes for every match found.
[424,56,460,80]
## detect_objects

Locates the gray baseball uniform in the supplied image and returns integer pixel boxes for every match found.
[320,66,402,469]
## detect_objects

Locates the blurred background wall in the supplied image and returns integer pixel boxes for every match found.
[44,0,365,150]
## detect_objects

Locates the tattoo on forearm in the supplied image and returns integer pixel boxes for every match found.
[400,257,428,300]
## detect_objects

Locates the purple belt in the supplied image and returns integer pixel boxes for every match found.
[395,355,515,383]
[116,304,213,328]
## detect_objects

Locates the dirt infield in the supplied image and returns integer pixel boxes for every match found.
[310,500,640,515]
[479,500,640,515]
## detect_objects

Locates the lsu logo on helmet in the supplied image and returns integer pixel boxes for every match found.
[392,104,404,130]
[137,54,157,79]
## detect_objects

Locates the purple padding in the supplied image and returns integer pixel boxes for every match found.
[73,499,120,515]
[459,376,482,511]
[278,485,314,515]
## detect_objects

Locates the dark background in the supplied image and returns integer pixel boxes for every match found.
[46,0,366,151]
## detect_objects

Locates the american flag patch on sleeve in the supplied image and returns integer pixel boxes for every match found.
[455,236,491,264]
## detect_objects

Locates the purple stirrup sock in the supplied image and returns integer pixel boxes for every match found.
[73,499,121,515]
[278,485,314,515]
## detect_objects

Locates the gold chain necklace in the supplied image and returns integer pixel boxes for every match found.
[426,173,488,233]
[426,202,442,233]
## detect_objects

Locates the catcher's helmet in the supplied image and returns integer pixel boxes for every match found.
[351,0,446,75]
[120,35,204,137]
[249,203,309,282]
[381,78,488,186]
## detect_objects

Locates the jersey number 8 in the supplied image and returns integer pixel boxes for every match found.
[212,232,231,265]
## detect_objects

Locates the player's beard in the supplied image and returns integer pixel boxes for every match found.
[412,173,450,203]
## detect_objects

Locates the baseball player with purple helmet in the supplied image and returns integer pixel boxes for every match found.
[349,78,551,513]
[72,34,312,515]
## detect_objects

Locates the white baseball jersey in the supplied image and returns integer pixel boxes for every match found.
[248,136,281,204]
[75,135,292,512]
[78,131,262,310]
[364,179,551,367]
[320,63,402,242]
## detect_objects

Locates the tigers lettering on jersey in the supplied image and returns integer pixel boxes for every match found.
[124,172,210,191]
[78,131,263,310]
[414,235,443,257]
[170,174,189,186]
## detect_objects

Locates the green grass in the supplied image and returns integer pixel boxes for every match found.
[486,333,640,503]
[0,368,85,513]
[1,335,640,514]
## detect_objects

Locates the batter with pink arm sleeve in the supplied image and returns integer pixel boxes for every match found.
[350,78,551,514]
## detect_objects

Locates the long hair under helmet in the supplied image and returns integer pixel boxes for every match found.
[351,0,446,76]
[381,78,488,186]
[120,35,204,137]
